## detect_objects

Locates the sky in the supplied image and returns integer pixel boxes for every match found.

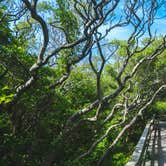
[5,0,166,42]
[100,18,166,41]
[98,0,166,41]
[93,0,166,63]
[4,0,166,57]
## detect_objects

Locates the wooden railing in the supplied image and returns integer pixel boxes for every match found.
[158,114,166,121]
[125,116,157,166]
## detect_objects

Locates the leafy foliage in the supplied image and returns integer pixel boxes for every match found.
[0,1,165,166]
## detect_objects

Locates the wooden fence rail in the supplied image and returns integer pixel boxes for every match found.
[125,116,156,166]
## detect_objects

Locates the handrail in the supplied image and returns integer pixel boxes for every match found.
[156,114,166,121]
[125,117,155,166]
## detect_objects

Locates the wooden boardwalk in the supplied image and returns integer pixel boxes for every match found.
[145,121,166,166]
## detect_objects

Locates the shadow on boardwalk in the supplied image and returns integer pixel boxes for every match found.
[146,122,166,166]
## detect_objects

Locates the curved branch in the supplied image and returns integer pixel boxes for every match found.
[97,84,166,165]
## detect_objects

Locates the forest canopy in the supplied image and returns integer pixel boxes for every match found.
[0,0,166,165]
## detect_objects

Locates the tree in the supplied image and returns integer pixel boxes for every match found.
[0,0,166,165]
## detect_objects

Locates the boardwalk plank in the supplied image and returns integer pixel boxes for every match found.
[145,121,166,166]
